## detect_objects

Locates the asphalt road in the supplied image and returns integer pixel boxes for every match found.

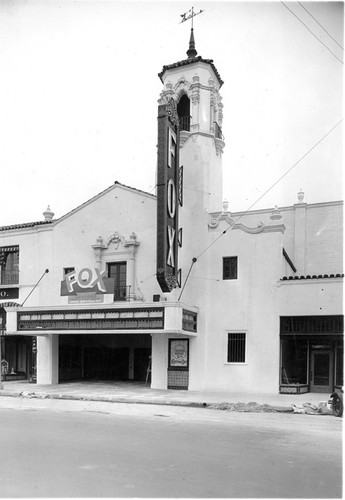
[0,397,342,498]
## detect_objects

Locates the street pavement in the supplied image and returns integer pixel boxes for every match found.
[0,380,332,411]
[0,397,342,498]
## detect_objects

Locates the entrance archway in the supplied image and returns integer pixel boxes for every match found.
[59,334,152,383]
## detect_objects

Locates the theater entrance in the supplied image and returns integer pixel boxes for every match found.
[59,334,151,383]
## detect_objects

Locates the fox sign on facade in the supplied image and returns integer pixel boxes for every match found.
[60,268,114,296]
[156,99,181,293]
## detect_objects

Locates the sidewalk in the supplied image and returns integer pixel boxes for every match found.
[0,380,332,412]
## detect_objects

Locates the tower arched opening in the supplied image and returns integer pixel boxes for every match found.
[177,94,190,131]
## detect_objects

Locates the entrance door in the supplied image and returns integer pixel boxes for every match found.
[134,348,151,381]
[84,347,129,381]
[310,350,333,393]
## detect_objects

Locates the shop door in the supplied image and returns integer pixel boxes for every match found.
[310,350,333,393]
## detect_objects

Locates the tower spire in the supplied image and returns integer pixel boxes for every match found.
[187,28,197,59]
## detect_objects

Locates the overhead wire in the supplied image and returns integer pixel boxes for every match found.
[281,1,344,65]
[298,1,344,51]
[177,118,343,300]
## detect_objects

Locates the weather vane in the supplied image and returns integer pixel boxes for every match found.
[180,6,204,28]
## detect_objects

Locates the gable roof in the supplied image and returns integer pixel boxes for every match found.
[0,181,156,232]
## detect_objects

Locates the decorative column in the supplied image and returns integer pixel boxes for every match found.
[36,335,59,384]
[29,336,37,383]
[209,78,215,135]
[217,94,224,129]
[294,190,307,275]
[191,74,200,131]
[124,233,140,300]
[92,236,107,270]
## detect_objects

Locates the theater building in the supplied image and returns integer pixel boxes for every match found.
[0,31,343,394]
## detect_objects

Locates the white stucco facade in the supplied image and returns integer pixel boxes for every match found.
[0,40,342,395]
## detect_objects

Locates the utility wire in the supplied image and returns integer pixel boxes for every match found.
[281,1,344,65]
[197,118,343,260]
[140,183,166,204]
[177,118,343,300]
[298,1,344,51]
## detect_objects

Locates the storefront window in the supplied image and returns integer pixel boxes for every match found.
[336,343,343,386]
[281,339,308,384]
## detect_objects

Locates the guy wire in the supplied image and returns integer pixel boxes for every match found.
[178,118,343,298]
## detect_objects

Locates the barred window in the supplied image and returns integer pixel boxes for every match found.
[227,333,246,363]
[223,256,237,280]
[0,246,19,285]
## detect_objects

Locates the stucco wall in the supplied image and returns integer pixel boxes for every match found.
[184,220,284,393]
[278,279,343,316]
[226,200,343,276]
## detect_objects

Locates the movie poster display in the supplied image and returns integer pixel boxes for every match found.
[168,339,189,369]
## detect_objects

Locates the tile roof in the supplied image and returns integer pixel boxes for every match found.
[281,274,344,281]
[158,56,224,88]
[0,220,53,232]
[0,301,20,308]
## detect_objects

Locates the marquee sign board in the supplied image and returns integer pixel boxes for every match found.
[156,99,181,292]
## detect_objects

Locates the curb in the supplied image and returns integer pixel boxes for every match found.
[0,390,293,412]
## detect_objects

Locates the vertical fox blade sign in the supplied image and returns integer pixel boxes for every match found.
[156,99,180,292]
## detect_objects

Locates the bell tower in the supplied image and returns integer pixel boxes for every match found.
[158,26,225,215]
[156,19,226,298]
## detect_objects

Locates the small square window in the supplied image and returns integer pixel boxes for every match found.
[227,333,246,363]
[223,256,237,280]
[63,267,75,277]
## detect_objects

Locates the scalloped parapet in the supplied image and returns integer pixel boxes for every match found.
[208,213,285,234]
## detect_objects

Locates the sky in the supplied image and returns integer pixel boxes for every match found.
[0,0,343,226]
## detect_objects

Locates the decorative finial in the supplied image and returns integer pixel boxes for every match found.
[297,189,305,203]
[180,7,204,59]
[270,205,282,221]
[222,199,229,213]
[43,205,54,221]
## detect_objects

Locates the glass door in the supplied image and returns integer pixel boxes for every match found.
[310,350,333,393]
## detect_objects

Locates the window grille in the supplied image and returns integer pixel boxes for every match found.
[0,246,19,285]
[223,256,238,280]
[182,310,197,332]
[227,333,246,363]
